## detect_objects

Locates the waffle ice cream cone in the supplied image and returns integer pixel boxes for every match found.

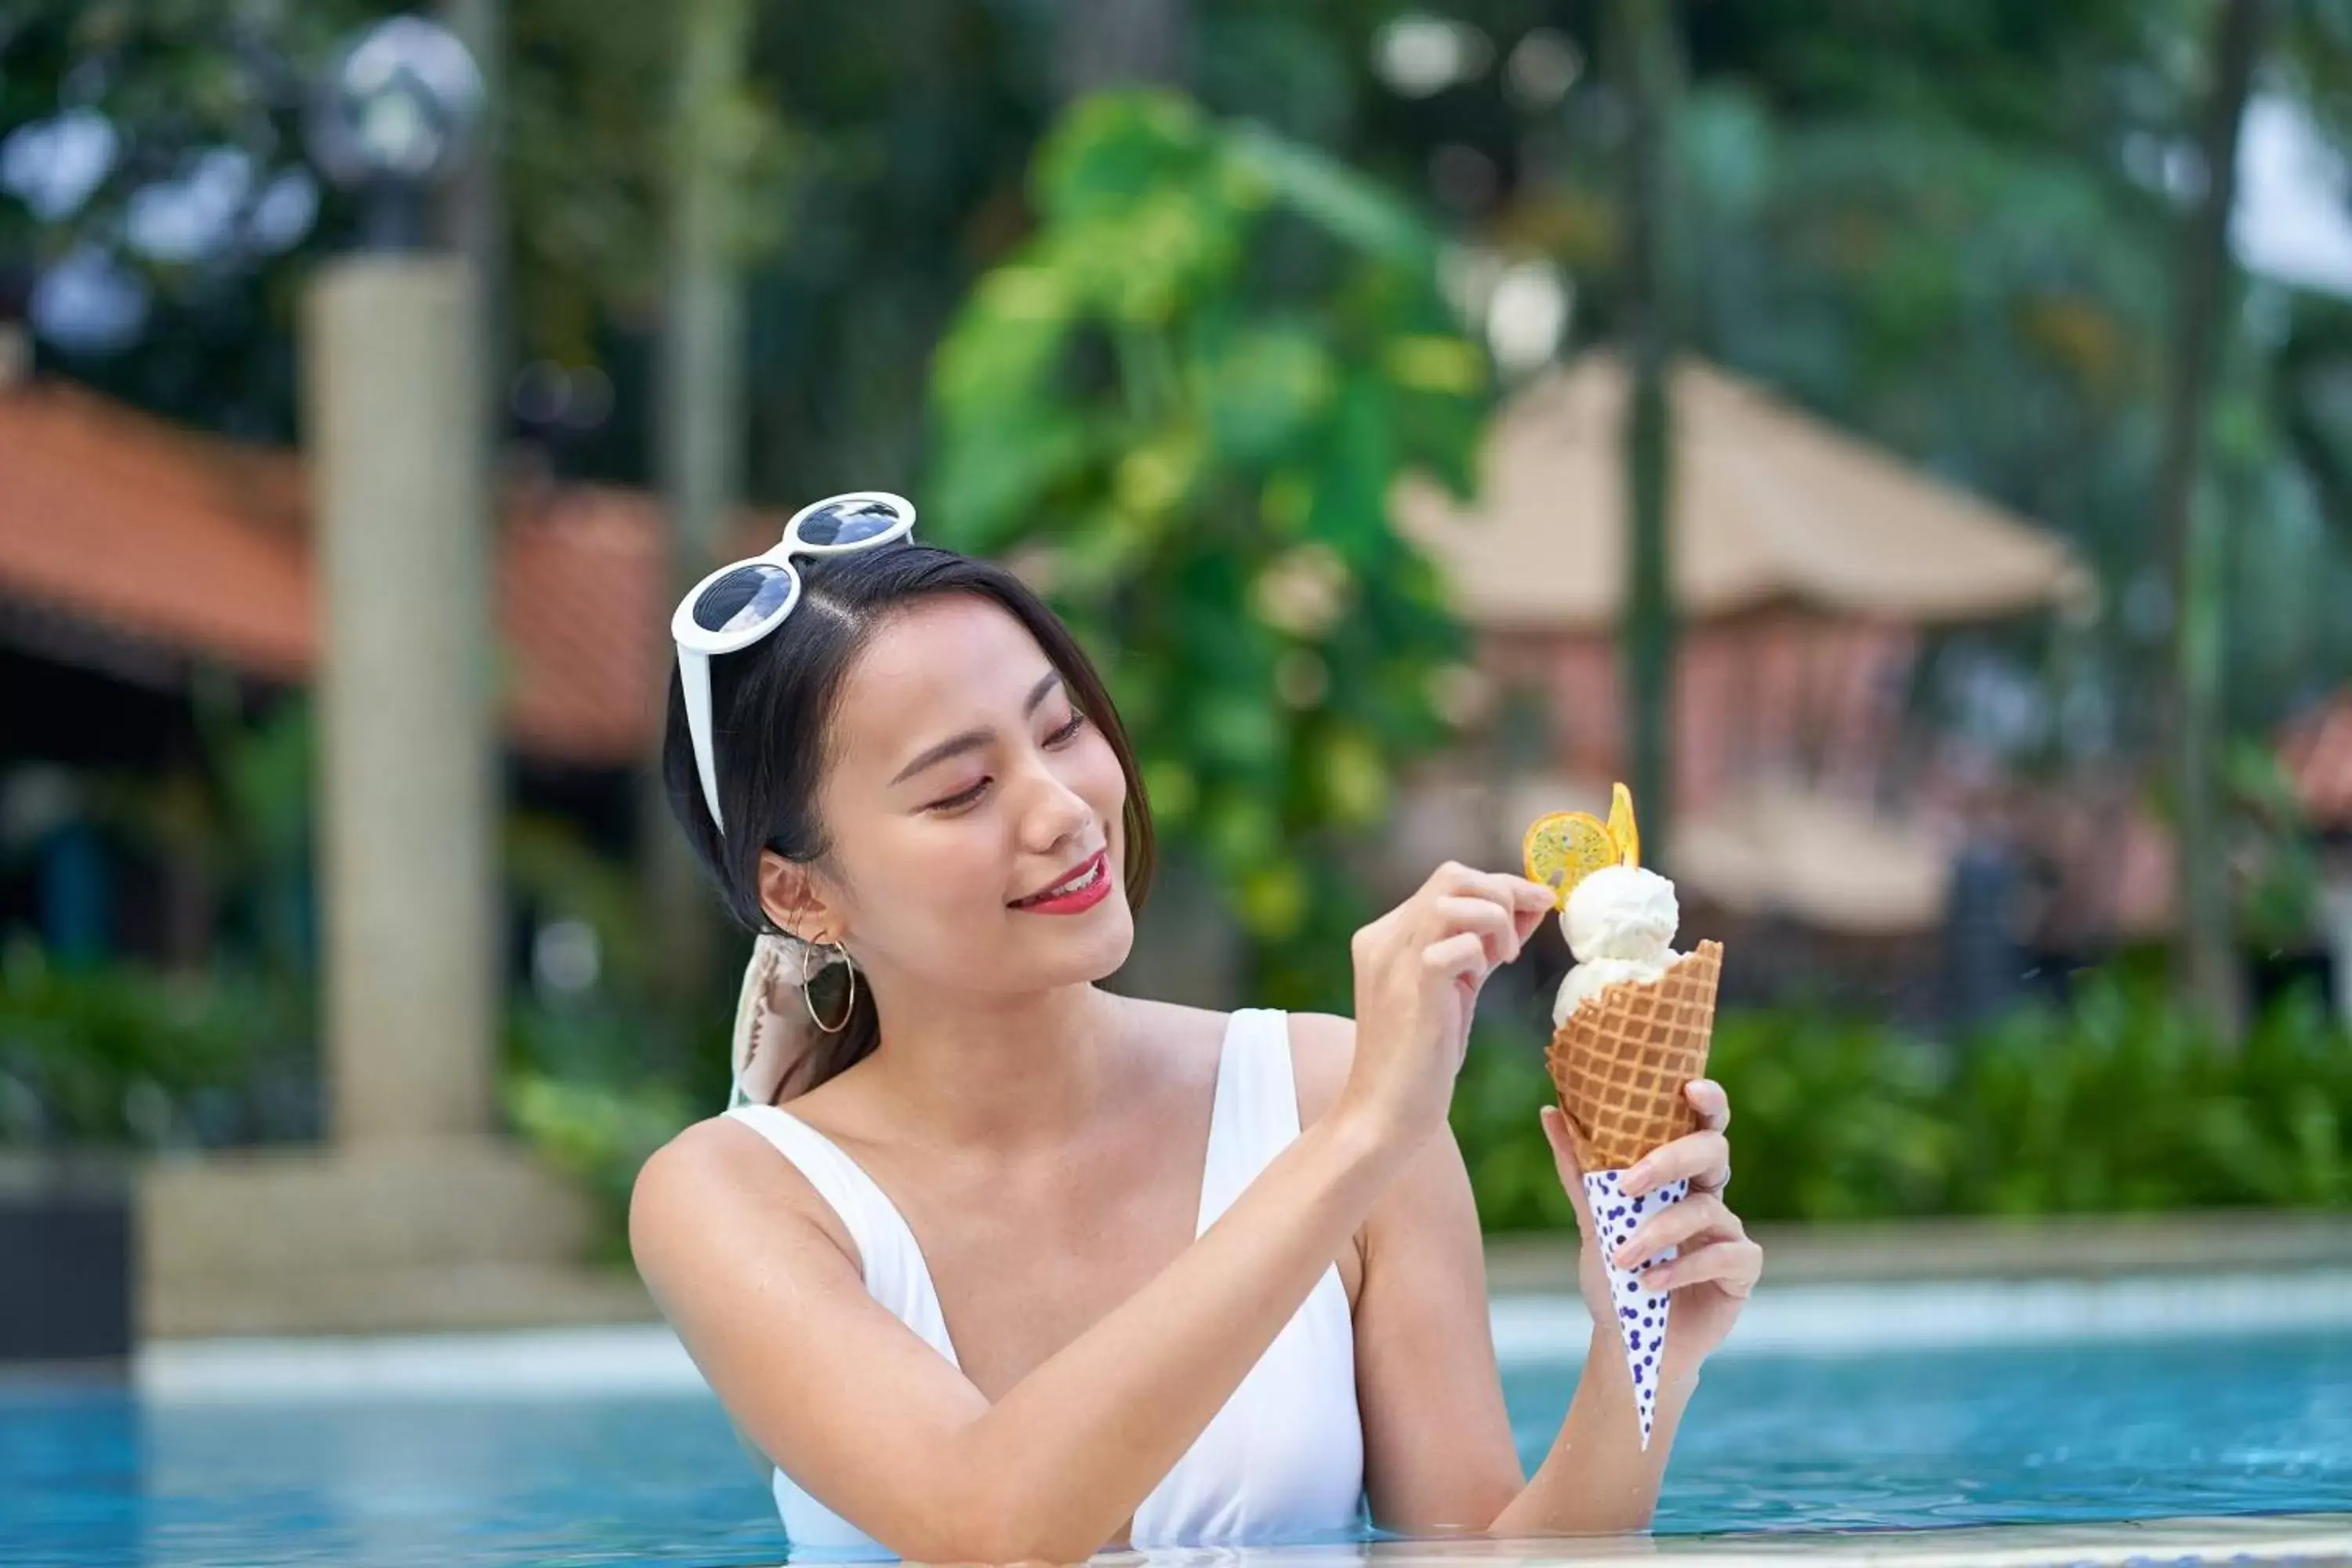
[1523,789,1720,1449]
[1546,940,1723,1172]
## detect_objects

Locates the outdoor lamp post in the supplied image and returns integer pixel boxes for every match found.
[300,16,497,1149]
[136,16,593,1341]
[306,17,485,250]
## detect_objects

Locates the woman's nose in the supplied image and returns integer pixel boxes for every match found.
[1018,762,1094,853]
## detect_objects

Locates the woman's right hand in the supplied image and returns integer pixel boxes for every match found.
[1338,862,1555,1149]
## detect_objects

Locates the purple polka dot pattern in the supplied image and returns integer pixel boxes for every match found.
[1584,1168,1689,1450]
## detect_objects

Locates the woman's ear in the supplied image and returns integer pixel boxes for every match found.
[757,849,843,943]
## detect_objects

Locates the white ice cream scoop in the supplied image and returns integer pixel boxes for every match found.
[1552,864,1683,1023]
[1563,863,1679,963]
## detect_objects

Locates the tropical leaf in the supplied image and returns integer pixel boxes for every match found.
[926,89,1489,1009]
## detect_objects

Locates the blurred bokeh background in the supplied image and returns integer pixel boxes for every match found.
[2,0,2350,1355]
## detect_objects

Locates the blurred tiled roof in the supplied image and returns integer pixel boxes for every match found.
[2281,687,2352,830]
[0,381,313,678]
[495,481,668,765]
[1397,354,2093,630]
[0,378,751,768]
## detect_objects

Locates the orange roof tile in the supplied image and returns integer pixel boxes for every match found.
[0,379,768,767]
[495,483,670,766]
[0,382,312,677]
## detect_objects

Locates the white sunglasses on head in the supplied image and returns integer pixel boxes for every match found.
[670,490,917,836]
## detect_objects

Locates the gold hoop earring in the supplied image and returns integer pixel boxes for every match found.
[800,938,856,1034]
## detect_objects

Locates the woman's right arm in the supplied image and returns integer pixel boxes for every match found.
[630,863,1552,1565]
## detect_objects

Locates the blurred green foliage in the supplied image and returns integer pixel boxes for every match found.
[0,706,742,1180]
[499,811,737,1254]
[2223,738,2328,953]
[0,684,321,1151]
[503,1058,694,1265]
[1456,968,2352,1233]
[928,89,1490,1008]
[1650,68,2352,766]
[0,939,308,1149]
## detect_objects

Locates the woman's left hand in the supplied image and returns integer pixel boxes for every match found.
[1541,1080,1762,1367]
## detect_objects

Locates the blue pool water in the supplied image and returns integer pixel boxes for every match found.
[4,1331,2349,1566]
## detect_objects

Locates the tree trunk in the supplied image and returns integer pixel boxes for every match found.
[2159,0,2267,1044]
[1054,0,1222,1007]
[1613,0,1681,869]
[660,0,754,587]
[644,0,756,1005]
[1054,0,1188,97]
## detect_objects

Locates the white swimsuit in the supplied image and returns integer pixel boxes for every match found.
[723,1008,1367,1556]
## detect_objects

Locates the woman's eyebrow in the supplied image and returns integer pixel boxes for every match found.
[887,671,1065,786]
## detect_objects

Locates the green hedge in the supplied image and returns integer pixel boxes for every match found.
[500,997,713,1264]
[1454,969,2352,1232]
[0,939,310,1148]
[11,935,2345,1243]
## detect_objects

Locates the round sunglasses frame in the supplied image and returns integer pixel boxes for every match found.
[670,491,916,834]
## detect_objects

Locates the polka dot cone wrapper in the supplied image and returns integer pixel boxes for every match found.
[1584,1168,1687,1449]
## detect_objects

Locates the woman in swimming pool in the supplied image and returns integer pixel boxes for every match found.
[631,492,1761,1562]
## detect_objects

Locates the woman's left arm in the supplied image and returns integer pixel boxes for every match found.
[1298,1012,1759,1538]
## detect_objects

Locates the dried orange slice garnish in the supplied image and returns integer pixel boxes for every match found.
[1607,781,1640,868]
[1523,811,1621,909]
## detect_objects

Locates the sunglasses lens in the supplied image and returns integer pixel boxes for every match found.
[692,563,796,633]
[795,495,905,547]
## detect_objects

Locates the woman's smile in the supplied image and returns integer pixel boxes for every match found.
[1009,848,1112,914]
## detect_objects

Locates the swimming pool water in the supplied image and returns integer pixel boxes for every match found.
[5,1331,2348,1566]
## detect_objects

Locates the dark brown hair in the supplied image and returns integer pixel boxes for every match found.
[662,543,1156,1097]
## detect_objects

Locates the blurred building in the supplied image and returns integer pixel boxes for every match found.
[1392,353,2093,1022]
[8,346,2343,1029]
[0,347,735,1335]
[0,355,737,971]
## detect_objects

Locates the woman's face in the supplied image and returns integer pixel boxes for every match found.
[776,594,1135,1000]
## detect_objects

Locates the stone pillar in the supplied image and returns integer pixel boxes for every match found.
[303,257,497,1145]
[133,259,621,1339]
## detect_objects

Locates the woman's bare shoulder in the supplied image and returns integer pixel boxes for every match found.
[630,1112,860,1277]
